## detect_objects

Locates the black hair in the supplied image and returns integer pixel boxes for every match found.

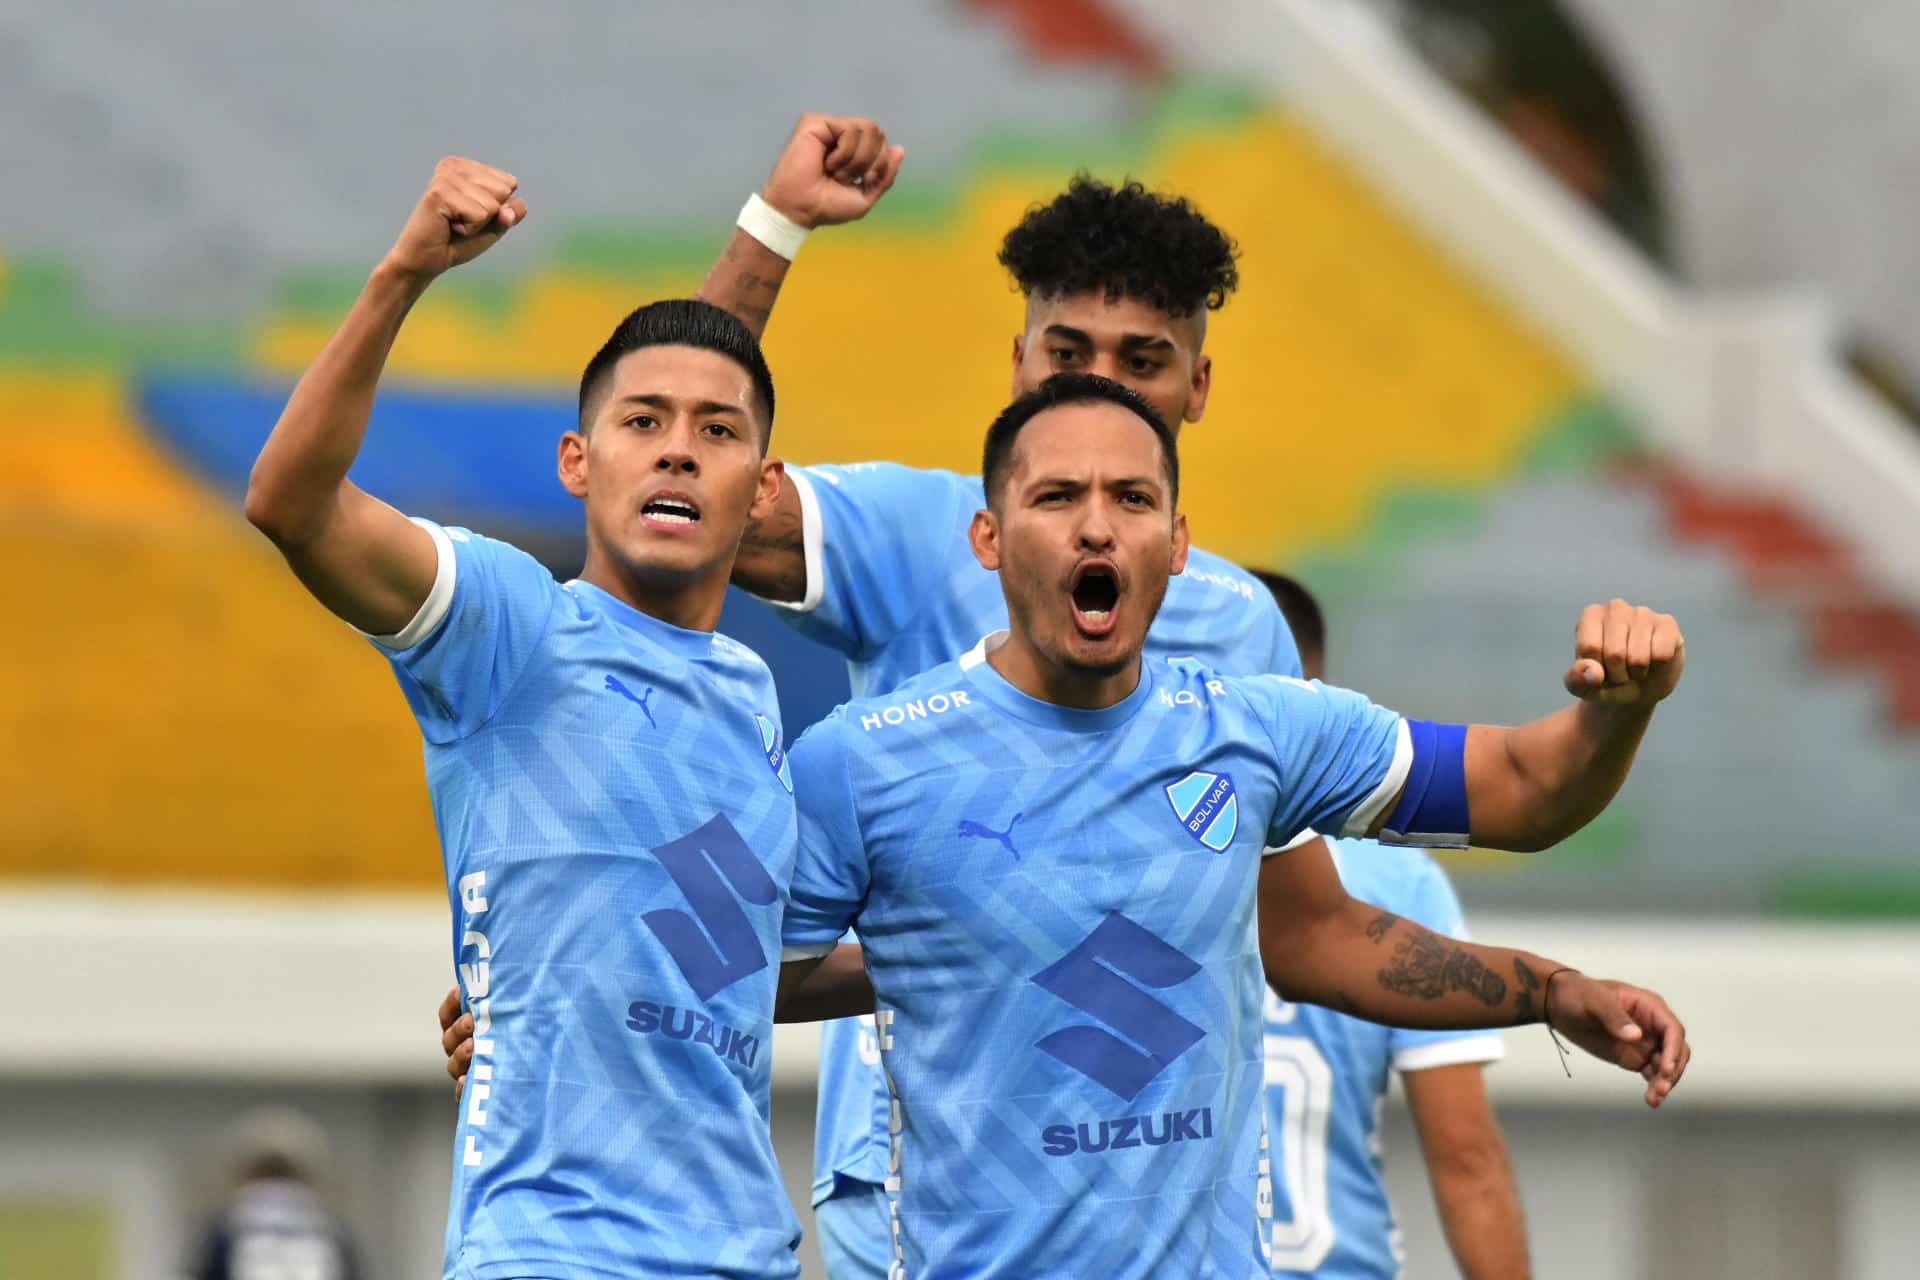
[237,1151,308,1185]
[1250,569,1327,679]
[981,372,1178,507]
[998,174,1240,318]
[576,299,775,444]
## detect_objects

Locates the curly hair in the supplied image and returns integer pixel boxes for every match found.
[998,174,1240,318]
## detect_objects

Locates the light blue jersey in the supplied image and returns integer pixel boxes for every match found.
[783,638,1434,1280]
[374,521,802,1280]
[1264,842,1502,1278]
[766,463,1304,1212]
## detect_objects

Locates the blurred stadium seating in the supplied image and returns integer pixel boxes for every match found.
[2,2,1916,1278]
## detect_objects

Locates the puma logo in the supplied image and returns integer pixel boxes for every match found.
[605,674,657,729]
[959,812,1023,860]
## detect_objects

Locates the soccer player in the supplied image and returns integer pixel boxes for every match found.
[709,117,1303,1279]
[244,159,814,1279]
[776,373,1690,1280]
[1251,572,1528,1278]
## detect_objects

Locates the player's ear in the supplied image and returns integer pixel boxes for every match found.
[751,456,786,522]
[1184,354,1212,424]
[1009,333,1026,398]
[969,506,1002,572]
[1169,510,1190,575]
[558,430,589,499]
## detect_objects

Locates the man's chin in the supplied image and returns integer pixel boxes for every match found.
[1059,635,1138,679]
[615,540,726,588]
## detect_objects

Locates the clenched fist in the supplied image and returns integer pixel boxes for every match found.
[383,157,528,283]
[760,113,905,230]
[1563,598,1685,707]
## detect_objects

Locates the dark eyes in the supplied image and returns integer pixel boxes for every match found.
[1120,491,1151,506]
[621,415,736,439]
[1047,349,1161,377]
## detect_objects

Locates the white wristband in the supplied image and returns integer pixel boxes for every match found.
[737,192,810,261]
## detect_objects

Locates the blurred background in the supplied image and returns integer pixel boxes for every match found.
[3,0,1917,1276]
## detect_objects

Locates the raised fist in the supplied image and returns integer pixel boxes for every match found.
[760,113,905,230]
[1563,598,1685,707]
[383,157,528,282]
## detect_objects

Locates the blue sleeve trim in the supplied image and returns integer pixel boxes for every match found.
[1381,719,1470,848]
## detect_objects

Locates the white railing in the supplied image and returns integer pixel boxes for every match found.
[5,887,1916,1107]
[1113,0,1920,604]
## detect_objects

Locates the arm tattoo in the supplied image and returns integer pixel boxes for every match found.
[698,239,787,335]
[1365,910,1399,942]
[737,518,802,554]
[731,508,807,602]
[1512,957,1542,1025]
[1376,923,1508,1007]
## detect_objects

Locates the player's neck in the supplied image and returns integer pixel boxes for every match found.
[986,632,1142,710]
[577,546,727,633]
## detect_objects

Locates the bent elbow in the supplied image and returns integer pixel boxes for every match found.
[242,471,317,547]
[1430,1129,1513,1185]
[241,479,281,539]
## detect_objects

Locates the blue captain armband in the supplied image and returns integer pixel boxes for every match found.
[1378,719,1470,849]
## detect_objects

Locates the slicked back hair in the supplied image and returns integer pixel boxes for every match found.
[576,299,775,447]
[999,173,1239,319]
[981,372,1178,509]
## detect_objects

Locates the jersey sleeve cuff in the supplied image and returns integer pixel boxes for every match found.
[1393,1034,1506,1073]
[1262,827,1322,857]
[758,468,826,615]
[781,940,839,962]
[359,518,456,651]
[1341,719,1413,838]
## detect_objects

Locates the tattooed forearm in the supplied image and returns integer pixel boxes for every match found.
[1512,957,1542,1024]
[1376,925,1508,1007]
[696,234,791,339]
[731,505,807,601]
[737,520,802,555]
[704,266,775,330]
[1365,910,1399,942]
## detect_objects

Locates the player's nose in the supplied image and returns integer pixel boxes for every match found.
[1075,510,1116,551]
[652,422,699,474]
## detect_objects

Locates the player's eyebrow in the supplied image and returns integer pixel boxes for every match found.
[1042,324,1175,353]
[1025,473,1087,493]
[615,393,748,419]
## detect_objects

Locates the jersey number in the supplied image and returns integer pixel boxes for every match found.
[644,814,779,1000]
[1265,1031,1337,1271]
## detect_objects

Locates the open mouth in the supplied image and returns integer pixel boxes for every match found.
[641,494,702,528]
[1069,561,1121,636]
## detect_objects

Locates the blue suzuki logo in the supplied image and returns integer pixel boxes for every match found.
[644,814,777,1000]
[754,714,793,794]
[1030,912,1205,1101]
[1165,770,1239,852]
